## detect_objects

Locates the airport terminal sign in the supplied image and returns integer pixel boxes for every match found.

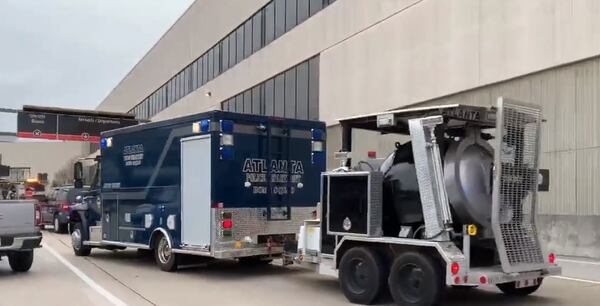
[17,111,138,143]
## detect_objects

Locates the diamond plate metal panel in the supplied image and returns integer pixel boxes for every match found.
[409,116,453,241]
[211,207,314,254]
[492,97,546,273]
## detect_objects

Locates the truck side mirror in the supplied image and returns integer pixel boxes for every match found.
[74,162,83,189]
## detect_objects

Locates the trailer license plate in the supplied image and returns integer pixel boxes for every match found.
[515,278,539,289]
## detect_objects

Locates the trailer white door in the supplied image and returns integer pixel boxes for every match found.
[180,136,211,249]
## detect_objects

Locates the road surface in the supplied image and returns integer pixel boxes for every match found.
[0,231,598,306]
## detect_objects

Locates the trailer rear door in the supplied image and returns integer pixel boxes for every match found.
[267,124,291,220]
[180,135,212,249]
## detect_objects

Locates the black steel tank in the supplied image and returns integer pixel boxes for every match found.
[378,128,494,237]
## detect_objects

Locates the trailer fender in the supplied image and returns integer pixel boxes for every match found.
[334,236,464,272]
[149,228,172,250]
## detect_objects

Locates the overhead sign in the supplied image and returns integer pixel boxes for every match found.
[17,111,138,143]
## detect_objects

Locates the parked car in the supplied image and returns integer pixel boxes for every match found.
[0,200,43,272]
[40,186,87,233]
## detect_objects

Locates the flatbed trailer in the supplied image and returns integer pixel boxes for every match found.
[69,111,326,271]
[290,98,561,306]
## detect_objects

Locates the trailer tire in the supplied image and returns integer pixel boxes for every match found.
[72,223,92,257]
[8,250,34,272]
[497,279,542,296]
[338,247,386,305]
[54,215,66,234]
[154,234,178,272]
[388,252,444,306]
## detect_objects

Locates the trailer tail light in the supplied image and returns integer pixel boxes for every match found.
[35,207,41,226]
[221,212,233,238]
[222,219,233,229]
[60,201,70,213]
[548,253,556,265]
[451,262,460,275]
[479,276,487,284]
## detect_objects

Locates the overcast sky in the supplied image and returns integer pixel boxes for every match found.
[0,0,194,132]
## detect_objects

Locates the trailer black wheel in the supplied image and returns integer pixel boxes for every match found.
[71,223,91,256]
[388,252,444,306]
[8,250,34,272]
[154,234,178,272]
[497,279,542,296]
[338,247,386,305]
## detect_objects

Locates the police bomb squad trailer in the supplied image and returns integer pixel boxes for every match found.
[292,98,560,306]
[69,111,326,271]
[69,99,561,306]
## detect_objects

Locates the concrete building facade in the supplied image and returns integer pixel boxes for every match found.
[95,0,600,258]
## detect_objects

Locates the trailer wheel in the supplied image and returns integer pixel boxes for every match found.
[71,223,91,256]
[338,247,386,305]
[497,279,542,296]
[8,250,34,272]
[54,215,66,234]
[154,234,178,272]
[388,252,444,306]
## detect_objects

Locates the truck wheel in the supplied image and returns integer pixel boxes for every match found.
[154,234,178,272]
[54,215,66,234]
[388,252,444,306]
[72,223,92,256]
[8,250,34,272]
[497,279,542,296]
[338,247,386,305]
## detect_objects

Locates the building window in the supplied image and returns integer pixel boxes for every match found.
[221,56,319,120]
[274,0,286,38]
[285,0,297,31]
[129,0,333,119]
[265,2,275,45]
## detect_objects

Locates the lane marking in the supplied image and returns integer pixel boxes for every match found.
[557,258,600,266]
[551,276,600,285]
[44,244,129,306]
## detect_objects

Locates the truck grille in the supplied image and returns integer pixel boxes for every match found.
[492,98,546,273]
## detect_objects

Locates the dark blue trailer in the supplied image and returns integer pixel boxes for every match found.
[69,111,325,271]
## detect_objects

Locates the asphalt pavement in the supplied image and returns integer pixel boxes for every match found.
[1,231,599,306]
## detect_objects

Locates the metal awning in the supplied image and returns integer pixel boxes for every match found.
[338,104,496,135]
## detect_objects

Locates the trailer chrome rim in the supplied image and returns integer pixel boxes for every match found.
[71,229,82,251]
[395,263,424,303]
[157,237,171,264]
[346,258,370,294]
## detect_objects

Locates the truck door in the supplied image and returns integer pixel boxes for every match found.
[180,135,212,249]
[267,124,291,220]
